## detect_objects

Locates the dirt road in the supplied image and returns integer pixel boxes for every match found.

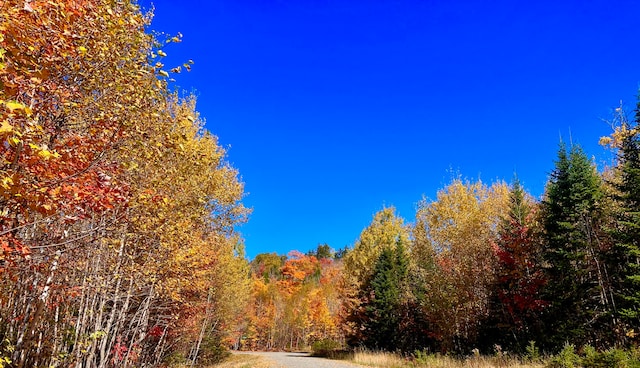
[235,351,367,368]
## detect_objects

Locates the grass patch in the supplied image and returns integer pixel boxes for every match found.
[346,349,546,368]
[203,353,273,368]
[351,350,408,368]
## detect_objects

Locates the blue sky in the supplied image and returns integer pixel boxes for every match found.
[142,0,640,259]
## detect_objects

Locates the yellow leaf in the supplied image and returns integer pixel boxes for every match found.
[0,121,13,135]
[7,136,21,146]
[158,70,169,78]
[78,46,88,54]
[1,177,12,190]
[6,101,27,113]
[157,50,167,57]
[38,150,52,159]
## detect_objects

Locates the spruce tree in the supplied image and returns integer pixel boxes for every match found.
[362,240,409,351]
[611,102,640,335]
[541,143,605,350]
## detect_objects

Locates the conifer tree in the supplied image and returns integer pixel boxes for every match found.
[610,100,640,337]
[541,143,607,349]
[361,240,409,351]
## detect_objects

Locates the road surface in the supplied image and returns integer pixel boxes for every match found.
[235,351,368,368]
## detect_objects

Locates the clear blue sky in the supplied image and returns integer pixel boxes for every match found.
[141,0,640,259]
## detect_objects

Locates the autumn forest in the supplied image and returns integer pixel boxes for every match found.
[1,1,640,367]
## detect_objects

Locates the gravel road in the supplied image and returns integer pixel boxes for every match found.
[235,351,367,368]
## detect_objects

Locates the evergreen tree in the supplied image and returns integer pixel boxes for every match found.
[361,240,409,351]
[541,143,607,350]
[307,243,334,259]
[611,102,640,338]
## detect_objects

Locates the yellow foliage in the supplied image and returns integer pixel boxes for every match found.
[0,0,250,365]
[343,206,409,288]
[413,178,510,345]
[0,121,12,135]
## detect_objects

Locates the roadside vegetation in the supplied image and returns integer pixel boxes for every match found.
[310,344,640,368]
[206,354,273,368]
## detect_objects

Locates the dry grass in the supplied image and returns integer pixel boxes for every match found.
[201,353,274,368]
[350,350,408,368]
[349,350,546,368]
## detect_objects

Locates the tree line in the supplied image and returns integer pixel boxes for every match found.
[1,1,249,367]
[242,104,640,356]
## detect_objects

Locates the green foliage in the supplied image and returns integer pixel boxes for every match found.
[541,143,611,349]
[196,334,231,365]
[581,346,630,368]
[611,114,640,331]
[361,240,409,351]
[547,344,580,368]
[344,207,412,348]
[311,339,342,357]
[163,352,188,366]
[524,341,542,363]
[307,243,334,259]
[544,345,640,368]
[413,349,438,365]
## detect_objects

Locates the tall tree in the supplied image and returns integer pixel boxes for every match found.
[483,178,545,352]
[361,240,409,351]
[412,179,509,352]
[342,207,410,346]
[609,100,640,343]
[540,142,611,350]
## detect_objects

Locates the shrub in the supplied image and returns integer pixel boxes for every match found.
[547,344,580,368]
[581,346,638,368]
[413,349,436,365]
[311,339,342,357]
[525,341,542,363]
[196,335,231,365]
